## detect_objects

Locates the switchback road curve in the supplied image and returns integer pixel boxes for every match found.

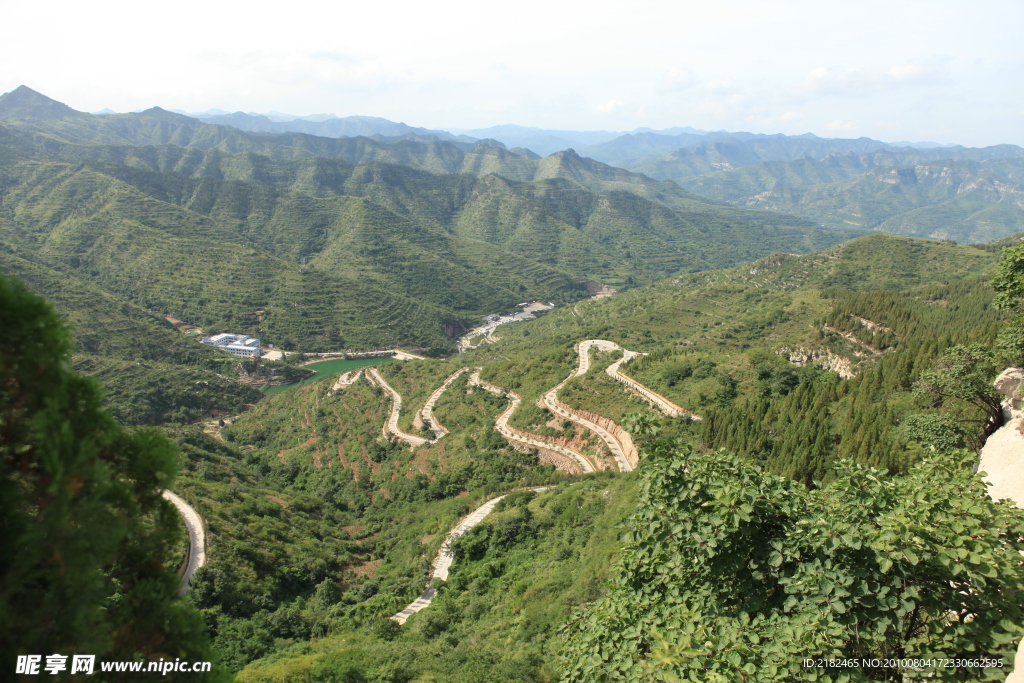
[162,490,206,592]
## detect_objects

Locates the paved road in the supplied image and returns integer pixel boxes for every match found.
[162,490,206,593]
[469,370,596,473]
[544,340,635,472]
[391,487,549,624]
[542,390,633,471]
[331,369,363,391]
[366,368,430,448]
[605,351,700,420]
[540,339,703,472]
[416,367,473,439]
[334,339,696,475]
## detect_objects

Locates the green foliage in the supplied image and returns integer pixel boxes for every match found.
[701,279,1003,482]
[900,413,967,454]
[913,344,1005,450]
[0,272,225,679]
[236,474,637,683]
[993,240,1024,364]
[72,355,263,425]
[561,441,1024,682]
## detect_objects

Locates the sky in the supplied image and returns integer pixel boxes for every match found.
[2,0,1022,146]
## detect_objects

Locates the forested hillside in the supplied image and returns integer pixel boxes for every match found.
[0,87,866,358]
[138,231,1017,681]
[680,156,1024,244]
[596,133,1024,244]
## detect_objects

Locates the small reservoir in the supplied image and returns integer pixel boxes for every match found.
[261,357,393,395]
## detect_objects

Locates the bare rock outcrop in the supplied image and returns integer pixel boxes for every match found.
[978,368,1024,679]
[994,367,1024,414]
[778,346,856,379]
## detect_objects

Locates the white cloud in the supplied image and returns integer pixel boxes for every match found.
[596,99,626,114]
[660,66,696,92]
[705,79,733,94]
[780,110,804,121]
[827,120,859,131]
[1,0,1022,145]
[798,57,950,99]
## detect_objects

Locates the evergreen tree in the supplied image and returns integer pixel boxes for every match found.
[0,273,226,680]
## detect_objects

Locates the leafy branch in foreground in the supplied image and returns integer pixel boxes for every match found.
[911,344,1005,450]
[561,435,1024,682]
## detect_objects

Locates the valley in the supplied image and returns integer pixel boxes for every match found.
[4,82,1024,683]
[169,231,1021,681]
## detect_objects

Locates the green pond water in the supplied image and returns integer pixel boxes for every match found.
[261,357,393,395]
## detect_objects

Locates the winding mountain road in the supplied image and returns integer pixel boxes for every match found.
[162,490,206,592]
[415,367,473,439]
[537,339,702,472]
[468,370,597,473]
[332,340,698,475]
[391,487,549,624]
[365,368,431,448]
[606,351,700,420]
[331,369,363,390]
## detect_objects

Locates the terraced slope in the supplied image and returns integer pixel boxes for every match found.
[336,341,700,476]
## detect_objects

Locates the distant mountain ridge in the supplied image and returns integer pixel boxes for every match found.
[8,84,1024,246]
[675,152,1024,243]
[627,136,1024,183]
[0,85,864,358]
[189,110,475,143]
[0,86,825,229]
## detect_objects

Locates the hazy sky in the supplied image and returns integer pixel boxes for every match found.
[3,0,1022,146]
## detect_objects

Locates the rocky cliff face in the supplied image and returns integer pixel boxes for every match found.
[777,346,856,379]
[979,368,1024,682]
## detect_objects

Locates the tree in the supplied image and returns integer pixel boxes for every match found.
[900,413,967,454]
[561,433,1024,682]
[992,241,1024,364]
[0,273,225,679]
[912,344,1004,450]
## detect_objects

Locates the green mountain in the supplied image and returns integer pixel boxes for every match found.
[588,132,899,169]
[0,88,869,348]
[682,157,1024,243]
[0,86,833,231]
[191,110,471,143]
[625,137,1024,184]
[0,86,870,435]
[0,153,852,332]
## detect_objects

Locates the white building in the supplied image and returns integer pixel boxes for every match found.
[201,333,262,358]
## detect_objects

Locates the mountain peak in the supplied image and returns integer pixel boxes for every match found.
[138,106,195,122]
[0,86,82,121]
